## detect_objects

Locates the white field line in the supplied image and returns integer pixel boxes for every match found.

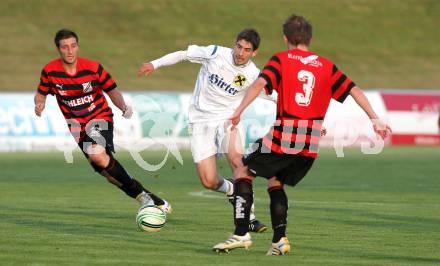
[188,190,440,208]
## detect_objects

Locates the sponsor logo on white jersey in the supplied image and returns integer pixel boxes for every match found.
[233,74,247,88]
[288,54,323,67]
[208,73,242,95]
[62,95,94,107]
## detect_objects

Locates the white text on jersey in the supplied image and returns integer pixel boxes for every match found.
[62,95,94,107]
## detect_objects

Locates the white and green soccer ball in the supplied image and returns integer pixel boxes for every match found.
[136,205,167,232]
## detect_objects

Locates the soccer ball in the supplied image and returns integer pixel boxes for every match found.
[136,205,166,232]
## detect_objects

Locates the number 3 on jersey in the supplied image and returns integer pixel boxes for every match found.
[295,70,315,106]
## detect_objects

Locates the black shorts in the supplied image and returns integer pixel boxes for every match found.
[78,121,115,171]
[242,139,315,187]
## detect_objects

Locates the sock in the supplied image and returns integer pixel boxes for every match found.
[105,157,133,185]
[216,178,234,196]
[269,186,288,243]
[105,158,164,205]
[250,203,256,221]
[229,187,255,222]
[233,178,253,236]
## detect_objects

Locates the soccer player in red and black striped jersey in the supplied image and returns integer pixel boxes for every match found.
[213,15,391,255]
[34,29,171,214]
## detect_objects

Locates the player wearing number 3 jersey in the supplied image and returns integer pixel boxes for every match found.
[213,14,392,255]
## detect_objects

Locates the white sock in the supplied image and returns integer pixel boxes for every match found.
[216,178,234,196]
[250,203,256,221]
[136,191,154,206]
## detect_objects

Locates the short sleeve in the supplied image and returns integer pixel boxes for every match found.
[330,64,356,103]
[97,64,117,92]
[37,69,53,95]
[186,45,219,64]
[259,54,282,95]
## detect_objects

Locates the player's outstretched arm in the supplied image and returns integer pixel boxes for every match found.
[349,86,392,139]
[106,88,132,119]
[34,92,47,117]
[231,77,267,126]
[138,50,188,77]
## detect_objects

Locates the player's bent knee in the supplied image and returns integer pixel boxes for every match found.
[199,176,220,190]
[88,153,110,169]
[268,177,283,189]
[233,164,252,180]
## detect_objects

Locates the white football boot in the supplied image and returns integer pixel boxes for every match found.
[157,199,173,214]
[137,192,154,211]
[213,233,252,253]
[266,237,291,256]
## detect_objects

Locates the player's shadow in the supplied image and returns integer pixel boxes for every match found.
[1,204,221,250]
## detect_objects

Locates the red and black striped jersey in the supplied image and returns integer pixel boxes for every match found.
[37,57,116,139]
[260,48,355,158]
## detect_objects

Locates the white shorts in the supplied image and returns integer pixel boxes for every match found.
[188,120,245,163]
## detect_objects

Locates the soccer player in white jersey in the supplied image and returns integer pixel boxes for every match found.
[138,29,272,233]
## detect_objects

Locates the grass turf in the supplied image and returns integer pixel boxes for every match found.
[1,146,439,265]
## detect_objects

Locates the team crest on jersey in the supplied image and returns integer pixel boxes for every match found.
[233,74,246,88]
[82,81,93,93]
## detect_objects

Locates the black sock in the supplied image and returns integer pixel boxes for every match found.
[119,178,144,199]
[105,158,164,205]
[233,179,253,236]
[269,186,288,243]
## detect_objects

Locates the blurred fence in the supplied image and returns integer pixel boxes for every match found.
[1,90,439,152]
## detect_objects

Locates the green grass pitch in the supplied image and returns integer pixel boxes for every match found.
[1,147,439,265]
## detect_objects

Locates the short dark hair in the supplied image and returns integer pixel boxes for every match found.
[283,15,312,46]
[236,28,260,50]
[54,29,78,48]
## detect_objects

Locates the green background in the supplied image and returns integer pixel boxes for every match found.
[1,0,439,91]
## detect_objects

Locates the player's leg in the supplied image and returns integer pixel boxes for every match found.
[265,155,315,255]
[86,145,166,207]
[191,122,234,195]
[225,126,267,233]
[224,125,244,171]
[195,155,233,194]
[82,121,169,212]
[266,177,290,256]
[212,164,255,253]
[213,139,288,253]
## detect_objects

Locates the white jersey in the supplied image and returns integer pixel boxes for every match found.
[186,45,260,123]
[150,44,276,123]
